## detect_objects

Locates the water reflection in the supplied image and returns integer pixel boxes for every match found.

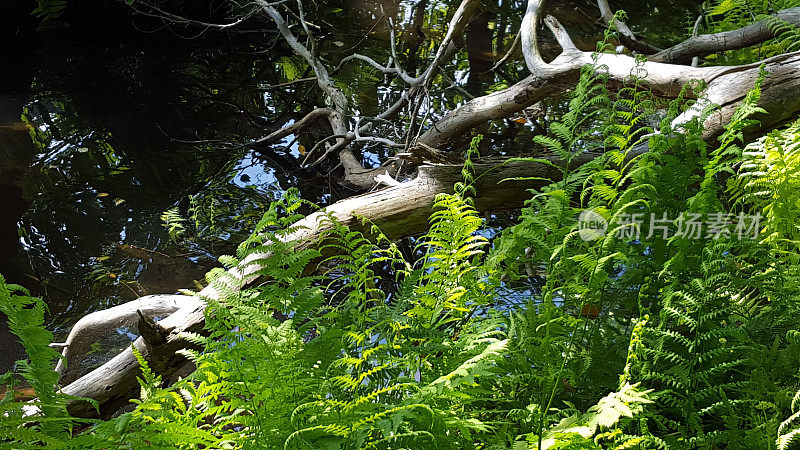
[0,92,36,371]
[0,30,331,373]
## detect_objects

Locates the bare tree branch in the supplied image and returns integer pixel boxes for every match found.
[257,0,477,187]
[131,1,265,30]
[521,0,547,76]
[596,0,661,54]
[416,0,479,87]
[691,14,704,67]
[55,294,188,385]
[416,0,800,152]
[543,15,579,54]
[258,0,376,186]
[254,107,333,146]
[489,32,520,73]
[338,53,410,79]
[650,7,800,64]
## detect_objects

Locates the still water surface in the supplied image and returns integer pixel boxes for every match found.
[0,32,331,373]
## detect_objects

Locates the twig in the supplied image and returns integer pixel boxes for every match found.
[264,76,318,89]
[596,0,662,54]
[254,108,333,146]
[489,32,520,73]
[691,15,704,67]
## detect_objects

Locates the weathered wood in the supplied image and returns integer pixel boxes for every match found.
[59,156,593,417]
[60,45,800,413]
[137,309,170,348]
[649,8,800,64]
[63,296,206,418]
[416,1,800,151]
[677,52,800,140]
[57,0,800,417]
[55,294,189,385]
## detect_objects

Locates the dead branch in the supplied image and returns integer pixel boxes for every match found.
[55,294,189,386]
[59,152,605,417]
[649,7,800,64]
[596,0,661,54]
[415,0,800,152]
[257,0,370,186]
[57,0,800,420]
[254,107,333,147]
[62,296,206,418]
[691,15,704,67]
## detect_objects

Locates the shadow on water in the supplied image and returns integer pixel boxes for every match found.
[0,6,332,373]
[0,94,35,371]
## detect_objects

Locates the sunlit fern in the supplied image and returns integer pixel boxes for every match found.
[733,118,800,256]
[778,386,800,449]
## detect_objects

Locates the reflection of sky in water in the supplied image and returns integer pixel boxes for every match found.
[277,119,303,159]
[232,152,279,189]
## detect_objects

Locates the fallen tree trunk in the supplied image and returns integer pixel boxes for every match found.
[60,154,599,417]
[62,295,207,417]
[60,45,800,414]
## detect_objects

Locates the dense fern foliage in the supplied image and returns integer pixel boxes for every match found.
[6,37,800,450]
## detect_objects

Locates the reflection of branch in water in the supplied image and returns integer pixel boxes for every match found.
[117,244,173,260]
[23,273,78,296]
[121,280,144,298]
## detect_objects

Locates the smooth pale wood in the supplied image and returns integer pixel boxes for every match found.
[61,47,800,412]
[55,294,189,385]
[417,3,800,151]
[63,299,206,417]
[59,0,800,415]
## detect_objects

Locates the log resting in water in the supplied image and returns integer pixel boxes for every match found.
[62,50,800,419]
[59,0,800,417]
[54,294,189,386]
[60,154,599,417]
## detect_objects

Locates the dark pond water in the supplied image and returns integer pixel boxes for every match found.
[0,19,340,372]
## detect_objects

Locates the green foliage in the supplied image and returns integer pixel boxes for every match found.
[762,13,800,53]
[5,53,800,450]
[0,275,87,448]
[778,386,800,449]
[277,56,306,82]
[31,0,67,26]
[537,382,655,449]
[161,207,187,243]
[734,117,800,254]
